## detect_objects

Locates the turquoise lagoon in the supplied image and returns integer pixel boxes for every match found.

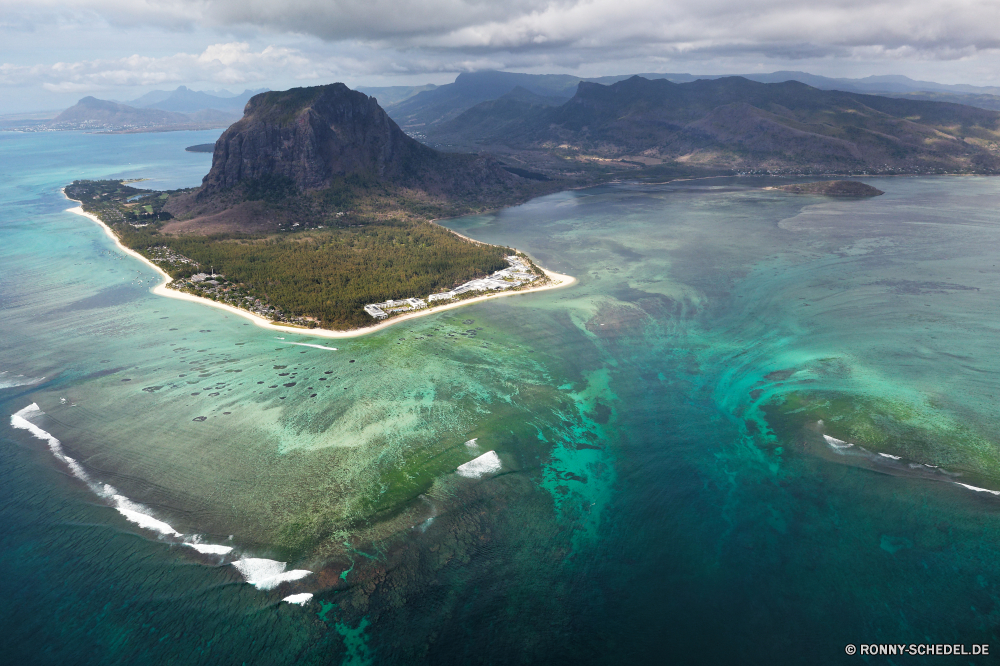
[2,129,1000,664]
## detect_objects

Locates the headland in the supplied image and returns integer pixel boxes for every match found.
[65,192,574,339]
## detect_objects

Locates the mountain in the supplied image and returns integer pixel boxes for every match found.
[428,76,1000,173]
[185,108,242,124]
[880,91,1000,112]
[382,70,1000,132]
[385,71,580,130]
[584,70,1000,96]
[356,84,438,108]
[497,86,571,107]
[125,89,176,108]
[51,97,191,128]
[165,83,538,232]
[824,74,1000,96]
[48,96,241,131]
[429,87,571,151]
[142,86,267,114]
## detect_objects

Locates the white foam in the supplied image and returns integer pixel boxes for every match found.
[12,404,312,592]
[286,342,338,351]
[878,452,902,460]
[464,438,479,449]
[112,497,181,536]
[823,434,854,450]
[232,558,313,590]
[12,404,95,486]
[955,482,1000,496]
[0,371,44,390]
[12,404,182,538]
[456,450,502,478]
[282,593,313,605]
[184,541,234,555]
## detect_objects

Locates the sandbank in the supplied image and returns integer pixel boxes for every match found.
[64,191,576,339]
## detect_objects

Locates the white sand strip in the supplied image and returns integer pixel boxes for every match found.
[65,191,575,340]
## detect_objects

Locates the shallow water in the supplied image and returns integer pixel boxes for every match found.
[2,130,1000,663]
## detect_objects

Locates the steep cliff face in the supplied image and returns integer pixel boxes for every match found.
[200,83,463,196]
[198,83,521,201]
[162,83,534,234]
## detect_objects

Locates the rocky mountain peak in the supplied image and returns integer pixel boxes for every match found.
[200,83,437,196]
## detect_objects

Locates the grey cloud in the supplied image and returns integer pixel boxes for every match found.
[8,0,1000,57]
[4,0,1000,111]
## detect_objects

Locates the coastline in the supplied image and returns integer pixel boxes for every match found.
[63,191,576,339]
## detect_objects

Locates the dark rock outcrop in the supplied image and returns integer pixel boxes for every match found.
[199,83,520,200]
[776,180,884,197]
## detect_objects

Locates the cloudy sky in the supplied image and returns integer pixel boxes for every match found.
[3,0,1000,113]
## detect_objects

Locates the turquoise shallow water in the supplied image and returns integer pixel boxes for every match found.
[3,130,1000,663]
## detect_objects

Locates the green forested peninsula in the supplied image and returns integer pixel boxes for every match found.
[63,84,563,329]
[66,179,513,329]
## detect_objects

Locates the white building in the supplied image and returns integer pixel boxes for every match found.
[364,256,539,318]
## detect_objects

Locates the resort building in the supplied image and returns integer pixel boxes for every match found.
[364,256,539,318]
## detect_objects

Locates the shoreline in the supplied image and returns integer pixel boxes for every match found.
[63,190,576,339]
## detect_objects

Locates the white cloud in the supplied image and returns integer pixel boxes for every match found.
[0,43,333,92]
[5,0,1000,58]
[0,0,1000,57]
[4,0,1000,113]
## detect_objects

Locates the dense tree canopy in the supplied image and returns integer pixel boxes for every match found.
[67,180,512,329]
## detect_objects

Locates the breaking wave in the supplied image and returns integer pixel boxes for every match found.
[10,403,308,597]
[457,450,502,478]
[231,558,312,590]
[0,371,45,390]
[285,342,338,351]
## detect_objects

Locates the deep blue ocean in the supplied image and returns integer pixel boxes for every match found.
[2,129,1000,664]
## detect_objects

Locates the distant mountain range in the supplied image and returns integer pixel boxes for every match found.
[356,84,438,108]
[38,86,270,132]
[379,72,580,130]
[585,71,1000,96]
[376,70,1000,132]
[51,97,194,129]
[124,86,267,114]
[426,75,1000,174]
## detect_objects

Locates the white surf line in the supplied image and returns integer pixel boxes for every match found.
[822,434,854,450]
[0,371,46,390]
[955,482,1000,496]
[11,405,325,590]
[182,537,235,555]
[284,342,338,351]
[822,430,1000,498]
[12,404,324,590]
[11,403,187,538]
[10,403,245,556]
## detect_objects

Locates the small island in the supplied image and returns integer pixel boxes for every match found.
[773,180,885,197]
[184,144,215,153]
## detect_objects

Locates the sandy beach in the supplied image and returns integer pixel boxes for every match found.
[64,194,576,339]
